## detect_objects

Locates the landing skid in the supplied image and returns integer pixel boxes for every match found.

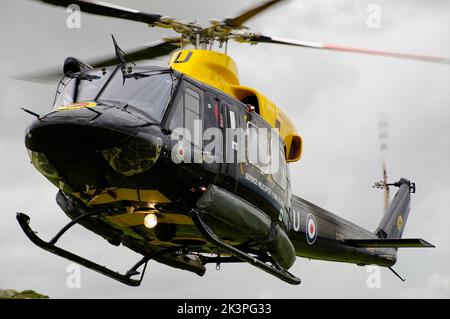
[16,212,176,287]
[190,210,301,285]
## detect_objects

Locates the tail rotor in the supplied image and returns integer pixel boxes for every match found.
[373,112,391,213]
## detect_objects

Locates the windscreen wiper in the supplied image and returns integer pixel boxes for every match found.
[68,72,101,81]
[123,72,151,79]
[96,99,160,127]
[123,70,171,80]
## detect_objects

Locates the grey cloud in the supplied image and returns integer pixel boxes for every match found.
[1,0,449,298]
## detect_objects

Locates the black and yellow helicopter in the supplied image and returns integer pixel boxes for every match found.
[17,0,449,286]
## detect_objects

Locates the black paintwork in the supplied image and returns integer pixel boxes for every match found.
[22,65,427,284]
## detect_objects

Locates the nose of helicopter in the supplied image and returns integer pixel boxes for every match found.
[25,104,164,192]
[26,105,141,150]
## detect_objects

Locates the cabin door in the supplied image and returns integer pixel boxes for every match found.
[220,101,242,192]
[202,92,222,183]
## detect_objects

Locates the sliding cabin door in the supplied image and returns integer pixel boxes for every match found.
[218,100,242,193]
[202,92,222,183]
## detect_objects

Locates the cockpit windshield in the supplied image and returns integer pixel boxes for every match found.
[53,67,175,123]
[53,69,111,108]
[98,70,174,123]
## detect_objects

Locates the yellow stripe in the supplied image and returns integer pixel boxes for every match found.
[72,188,171,206]
[105,212,193,228]
[57,102,97,111]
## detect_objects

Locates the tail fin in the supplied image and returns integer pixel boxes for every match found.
[375,178,415,239]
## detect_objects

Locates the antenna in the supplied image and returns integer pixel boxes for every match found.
[111,35,136,66]
[111,34,136,82]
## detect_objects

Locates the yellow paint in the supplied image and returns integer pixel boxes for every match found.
[148,239,179,247]
[149,237,237,247]
[148,237,207,247]
[57,102,97,111]
[397,215,404,231]
[169,50,302,162]
[72,188,171,206]
[170,50,240,92]
[106,212,194,228]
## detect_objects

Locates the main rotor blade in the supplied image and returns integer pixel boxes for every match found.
[248,35,450,64]
[89,39,180,68]
[34,0,162,25]
[224,0,283,27]
[13,39,180,84]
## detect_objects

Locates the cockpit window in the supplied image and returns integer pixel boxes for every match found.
[98,71,174,123]
[53,69,111,108]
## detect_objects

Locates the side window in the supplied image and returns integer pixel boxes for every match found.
[247,121,270,174]
[203,94,220,130]
[247,122,259,166]
[184,88,202,148]
[168,85,203,148]
[271,139,287,189]
[246,119,287,189]
[169,95,183,130]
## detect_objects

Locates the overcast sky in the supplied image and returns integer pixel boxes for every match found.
[0,0,449,298]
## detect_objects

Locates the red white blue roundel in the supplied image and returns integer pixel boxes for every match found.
[306,213,318,245]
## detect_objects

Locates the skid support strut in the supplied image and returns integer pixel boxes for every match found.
[16,212,176,286]
[190,210,301,285]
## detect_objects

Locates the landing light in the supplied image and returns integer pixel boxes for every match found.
[144,213,158,229]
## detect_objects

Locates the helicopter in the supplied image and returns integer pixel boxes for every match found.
[16,0,448,287]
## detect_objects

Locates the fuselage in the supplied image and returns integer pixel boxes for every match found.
[25,59,396,272]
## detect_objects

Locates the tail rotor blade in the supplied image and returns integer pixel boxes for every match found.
[378,112,390,213]
[382,162,390,213]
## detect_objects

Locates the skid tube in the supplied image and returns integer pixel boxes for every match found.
[16,212,177,287]
[190,209,301,285]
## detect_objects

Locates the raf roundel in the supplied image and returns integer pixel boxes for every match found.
[306,213,318,245]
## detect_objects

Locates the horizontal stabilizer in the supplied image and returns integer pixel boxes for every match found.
[344,238,435,248]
